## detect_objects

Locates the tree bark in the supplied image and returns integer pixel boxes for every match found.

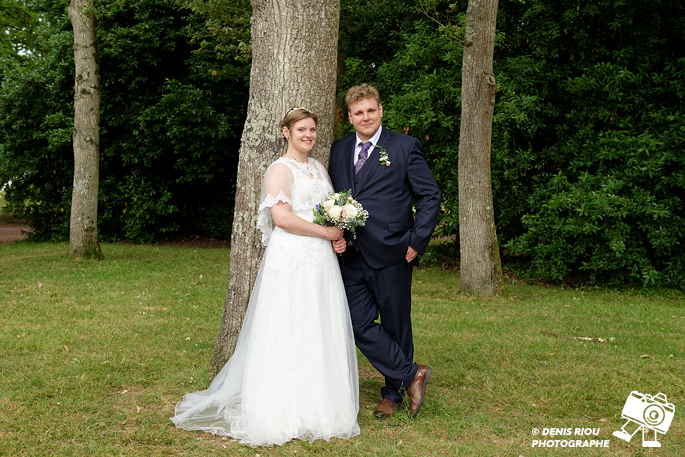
[209,0,340,379]
[458,0,502,295]
[68,0,103,260]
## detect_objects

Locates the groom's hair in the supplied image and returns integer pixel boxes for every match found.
[346,84,381,110]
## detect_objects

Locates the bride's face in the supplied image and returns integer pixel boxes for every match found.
[284,117,317,154]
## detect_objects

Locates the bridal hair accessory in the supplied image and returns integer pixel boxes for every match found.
[286,106,312,115]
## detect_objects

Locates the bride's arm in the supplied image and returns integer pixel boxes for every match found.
[270,203,343,240]
[263,162,343,241]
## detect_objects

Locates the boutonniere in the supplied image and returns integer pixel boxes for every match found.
[376,145,391,166]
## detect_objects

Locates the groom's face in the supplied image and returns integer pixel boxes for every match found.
[348,98,383,142]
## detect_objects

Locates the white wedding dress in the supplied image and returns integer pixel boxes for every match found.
[171,158,360,447]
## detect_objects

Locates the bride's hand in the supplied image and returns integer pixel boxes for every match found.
[325,226,344,241]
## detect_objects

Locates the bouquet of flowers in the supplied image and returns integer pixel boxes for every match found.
[313,190,369,239]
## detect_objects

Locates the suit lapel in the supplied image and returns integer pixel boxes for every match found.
[344,135,356,194]
[355,128,392,193]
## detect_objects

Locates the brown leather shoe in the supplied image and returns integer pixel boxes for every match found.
[406,365,432,418]
[373,398,399,418]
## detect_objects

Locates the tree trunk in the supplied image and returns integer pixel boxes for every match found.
[458,0,502,295]
[68,0,103,260]
[209,0,340,380]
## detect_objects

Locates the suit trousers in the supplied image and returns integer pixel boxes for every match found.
[341,248,418,402]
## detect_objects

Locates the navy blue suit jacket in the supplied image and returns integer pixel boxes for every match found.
[328,127,441,269]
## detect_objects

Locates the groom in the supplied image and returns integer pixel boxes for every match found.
[329,84,441,418]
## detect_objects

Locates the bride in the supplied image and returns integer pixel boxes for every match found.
[171,108,360,447]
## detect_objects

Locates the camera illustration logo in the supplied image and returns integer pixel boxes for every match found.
[613,391,675,447]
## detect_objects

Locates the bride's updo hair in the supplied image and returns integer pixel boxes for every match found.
[281,107,318,141]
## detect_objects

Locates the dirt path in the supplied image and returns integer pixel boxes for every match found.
[0,215,30,245]
[0,226,29,245]
[0,215,231,248]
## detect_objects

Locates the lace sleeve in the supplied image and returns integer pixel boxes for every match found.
[257,162,295,246]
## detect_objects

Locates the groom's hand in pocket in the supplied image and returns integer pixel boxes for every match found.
[405,246,418,263]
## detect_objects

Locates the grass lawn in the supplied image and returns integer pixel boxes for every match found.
[1,242,683,456]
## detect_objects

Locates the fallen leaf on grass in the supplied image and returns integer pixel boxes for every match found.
[575,336,606,342]
[16,333,26,339]
[185,337,191,341]
[599,418,608,422]
[64,345,69,352]
[540,331,607,342]
[120,389,128,394]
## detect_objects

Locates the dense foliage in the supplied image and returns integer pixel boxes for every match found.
[498,0,685,287]
[0,0,74,237]
[337,0,685,287]
[1,0,683,287]
[0,0,36,63]
[0,0,250,242]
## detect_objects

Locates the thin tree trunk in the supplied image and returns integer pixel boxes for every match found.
[209,0,340,379]
[458,0,502,295]
[68,0,103,260]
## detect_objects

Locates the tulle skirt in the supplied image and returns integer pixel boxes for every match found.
[171,227,360,447]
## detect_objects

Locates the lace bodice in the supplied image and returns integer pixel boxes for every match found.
[257,158,333,245]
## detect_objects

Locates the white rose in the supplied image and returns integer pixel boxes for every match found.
[328,205,342,219]
[343,203,358,218]
[323,199,335,210]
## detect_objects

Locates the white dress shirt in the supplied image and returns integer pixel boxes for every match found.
[353,125,383,166]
